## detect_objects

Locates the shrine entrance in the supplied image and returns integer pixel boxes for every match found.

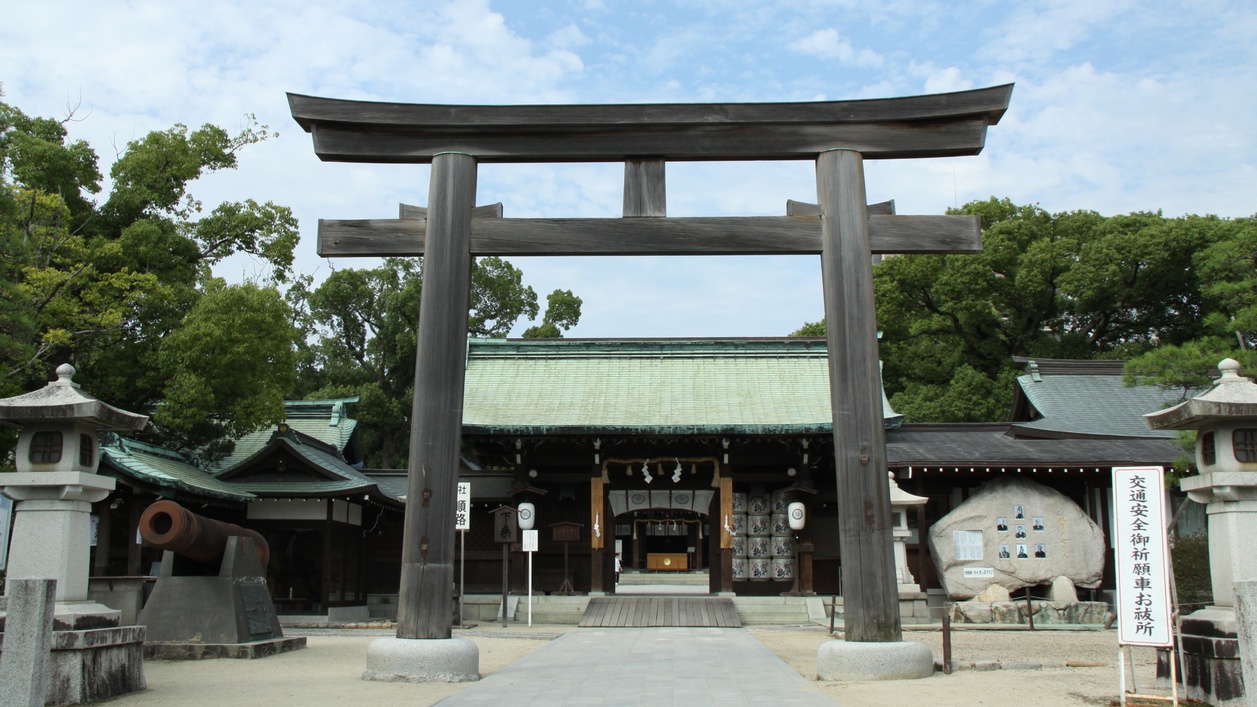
[291,84,1012,644]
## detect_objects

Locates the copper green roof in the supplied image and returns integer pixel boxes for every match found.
[100,437,255,503]
[462,338,902,435]
[211,398,359,471]
[219,427,397,502]
[1010,358,1182,439]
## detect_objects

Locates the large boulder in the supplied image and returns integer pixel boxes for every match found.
[927,476,1105,599]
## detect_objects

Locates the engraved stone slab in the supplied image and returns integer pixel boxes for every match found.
[927,476,1105,599]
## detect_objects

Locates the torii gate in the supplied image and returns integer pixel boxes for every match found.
[290,85,1011,652]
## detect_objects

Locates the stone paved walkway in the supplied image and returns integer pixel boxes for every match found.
[436,627,835,706]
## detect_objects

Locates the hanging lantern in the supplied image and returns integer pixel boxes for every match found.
[788,502,806,530]
[517,502,536,530]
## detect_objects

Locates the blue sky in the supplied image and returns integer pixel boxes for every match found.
[3,1,1254,337]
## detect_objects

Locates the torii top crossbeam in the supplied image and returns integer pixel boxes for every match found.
[288,84,1012,163]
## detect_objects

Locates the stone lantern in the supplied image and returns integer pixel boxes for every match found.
[888,472,928,595]
[0,364,148,626]
[1145,357,1257,706]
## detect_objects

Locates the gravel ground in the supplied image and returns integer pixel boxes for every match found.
[750,625,1166,707]
[104,623,1167,706]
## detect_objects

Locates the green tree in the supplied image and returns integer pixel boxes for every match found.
[794,198,1240,422]
[789,320,825,337]
[0,97,301,458]
[1124,215,1257,394]
[298,257,579,467]
[522,289,583,338]
[154,281,298,460]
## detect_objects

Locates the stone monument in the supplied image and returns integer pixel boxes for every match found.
[1145,358,1257,706]
[0,364,149,703]
[927,475,1108,624]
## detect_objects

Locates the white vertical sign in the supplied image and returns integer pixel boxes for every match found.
[522,528,538,627]
[455,482,471,530]
[1112,466,1173,647]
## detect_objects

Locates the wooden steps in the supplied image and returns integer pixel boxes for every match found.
[578,597,741,628]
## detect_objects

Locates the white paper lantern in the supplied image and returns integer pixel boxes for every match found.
[788,501,806,530]
[517,502,536,530]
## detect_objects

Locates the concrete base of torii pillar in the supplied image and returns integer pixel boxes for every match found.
[363,637,480,683]
[817,640,934,681]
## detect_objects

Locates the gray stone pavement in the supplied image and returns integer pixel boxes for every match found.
[436,627,835,706]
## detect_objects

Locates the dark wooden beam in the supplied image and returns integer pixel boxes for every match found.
[817,148,902,643]
[318,213,980,257]
[305,118,995,164]
[624,159,666,217]
[288,84,1013,164]
[396,153,477,641]
[788,199,894,217]
[400,203,503,219]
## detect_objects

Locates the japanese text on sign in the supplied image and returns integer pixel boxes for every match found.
[455,482,471,531]
[1112,466,1173,647]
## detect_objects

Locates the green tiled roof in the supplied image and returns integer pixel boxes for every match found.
[1010,359,1182,439]
[101,437,255,503]
[218,428,399,502]
[210,398,359,472]
[462,338,901,435]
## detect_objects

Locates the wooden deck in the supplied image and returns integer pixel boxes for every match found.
[578,597,742,628]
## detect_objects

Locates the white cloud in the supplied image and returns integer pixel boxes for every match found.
[788,29,884,67]
[907,63,975,94]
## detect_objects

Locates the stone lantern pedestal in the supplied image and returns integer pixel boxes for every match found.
[1145,358,1257,706]
[4,471,120,627]
[0,364,149,704]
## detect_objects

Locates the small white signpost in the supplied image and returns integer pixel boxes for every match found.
[456,482,471,627]
[1112,466,1176,705]
[523,529,538,627]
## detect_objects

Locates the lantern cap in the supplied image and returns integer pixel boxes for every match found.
[0,365,149,431]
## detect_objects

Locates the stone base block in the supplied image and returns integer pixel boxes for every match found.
[52,601,121,631]
[144,637,307,660]
[950,600,1108,625]
[1157,608,1245,706]
[25,626,145,705]
[817,639,934,681]
[327,605,370,623]
[362,637,480,683]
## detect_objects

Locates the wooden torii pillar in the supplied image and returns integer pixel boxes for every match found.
[290,84,1012,644]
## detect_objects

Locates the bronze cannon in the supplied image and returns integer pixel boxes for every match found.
[138,499,297,650]
[139,499,270,570]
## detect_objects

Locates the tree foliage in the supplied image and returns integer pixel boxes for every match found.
[0,97,300,459]
[794,198,1257,422]
[155,281,298,460]
[522,289,583,338]
[295,258,581,467]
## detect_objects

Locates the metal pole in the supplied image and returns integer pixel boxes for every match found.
[459,530,466,628]
[527,548,533,627]
[1119,646,1127,707]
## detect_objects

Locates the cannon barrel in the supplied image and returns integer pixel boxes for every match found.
[139,500,270,569]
